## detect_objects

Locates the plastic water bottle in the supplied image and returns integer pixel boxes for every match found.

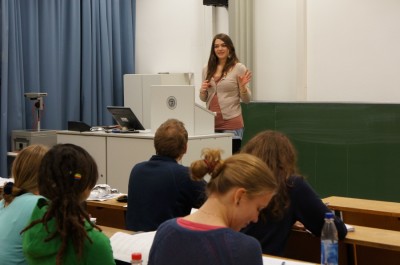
[321,212,338,265]
[131,252,143,265]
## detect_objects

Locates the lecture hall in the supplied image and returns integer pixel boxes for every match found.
[1,1,400,265]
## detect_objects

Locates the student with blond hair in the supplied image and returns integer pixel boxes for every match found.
[148,148,277,265]
[0,144,48,265]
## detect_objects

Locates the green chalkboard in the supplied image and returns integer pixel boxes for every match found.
[242,102,400,202]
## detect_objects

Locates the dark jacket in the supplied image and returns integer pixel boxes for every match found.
[126,155,206,231]
[241,176,347,255]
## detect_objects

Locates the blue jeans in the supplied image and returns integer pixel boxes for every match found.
[215,128,244,140]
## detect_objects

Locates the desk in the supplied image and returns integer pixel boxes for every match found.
[323,196,400,231]
[345,225,400,252]
[87,199,127,211]
[57,130,232,193]
[86,199,127,229]
[99,225,133,238]
[344,225,400,265]
[100,225,318,265]
[285,225,400,265]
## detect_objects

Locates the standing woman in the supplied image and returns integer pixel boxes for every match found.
[0,145,48,265]
[22,144,115,265]
[199,33,252,145]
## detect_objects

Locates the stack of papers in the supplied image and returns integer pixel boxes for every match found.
[110,231,156,264]
[0,177,13,187]
[87,193,121,201]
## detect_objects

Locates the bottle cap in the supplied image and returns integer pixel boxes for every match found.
[325,212,334,218]
[131,252,142,261]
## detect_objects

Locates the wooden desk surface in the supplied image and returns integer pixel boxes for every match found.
[323,196,400,217]
[344,225,400,252]
[87,199,127,211]
[99,225,133,238]
[287,226,400,265]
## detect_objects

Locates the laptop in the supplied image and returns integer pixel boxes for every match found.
[106,106,145,133]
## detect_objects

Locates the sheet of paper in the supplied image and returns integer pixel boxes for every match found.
[262,256,314,265]
[87,193,122,201]
[110,231,156,264]
[109,229,314,265]
[0,177,13,187]
[345,223,355,232]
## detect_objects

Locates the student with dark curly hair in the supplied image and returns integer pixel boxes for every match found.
[21,143,115,265]
[241,130,347,256]
[148,148,277,265]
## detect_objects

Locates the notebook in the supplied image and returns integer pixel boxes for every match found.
[106,106,145,132]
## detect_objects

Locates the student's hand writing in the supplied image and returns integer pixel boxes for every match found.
[238,70,252,88]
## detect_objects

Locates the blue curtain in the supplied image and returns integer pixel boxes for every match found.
[0,0,136,177]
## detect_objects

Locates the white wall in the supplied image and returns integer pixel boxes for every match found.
[254,0,400,102]
[135,0,228,105]
[136,0,400,103]
[307,0,400,103]
[254,0,306,101]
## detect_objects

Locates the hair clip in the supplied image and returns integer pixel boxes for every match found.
[74,173,82,180]
[203,159,215,173]
[4,182,14,195]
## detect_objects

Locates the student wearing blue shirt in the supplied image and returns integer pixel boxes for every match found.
[126,119,206,232]
[148,149,278,265]
[0,144,48,265]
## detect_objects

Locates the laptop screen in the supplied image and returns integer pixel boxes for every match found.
[106,106,145,131]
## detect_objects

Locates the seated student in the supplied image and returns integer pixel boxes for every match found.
[126,119,206,232]
[148,149,277,265]
[240,130,348,256]
[0,145,48,265]
[21,143,115,265]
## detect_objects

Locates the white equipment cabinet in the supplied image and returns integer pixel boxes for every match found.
[57,132,107,185]
[57,131,232,193]
[124,73,193,130]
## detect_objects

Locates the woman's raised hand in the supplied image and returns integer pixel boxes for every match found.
[238,70,252,88]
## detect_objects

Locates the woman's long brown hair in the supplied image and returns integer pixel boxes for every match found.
[241,130,302,220]
[205,33,239,81]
